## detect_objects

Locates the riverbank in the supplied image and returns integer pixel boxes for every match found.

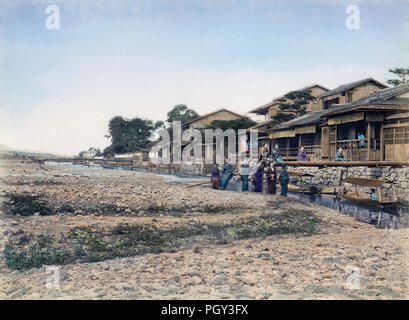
[1,158,408,299]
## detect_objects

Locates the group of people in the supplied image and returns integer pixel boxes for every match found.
[210,145,291,196]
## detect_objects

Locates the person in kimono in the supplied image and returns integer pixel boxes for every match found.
[370,188,379,201]
[253,161,263,193]
[259,143,270,168]
[335,147,347,161]
[271,144,283,163]
[240,159,251,192]
[211,164,220,189]
[266,162,277,194]
[358,133,365,148]
[219,160,234,190]
[297,146,307,162]
[279,165,289,197]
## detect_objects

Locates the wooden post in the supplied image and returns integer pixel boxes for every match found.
[367,122,371,161]
[380,122,384,161]
[377,187,382,202]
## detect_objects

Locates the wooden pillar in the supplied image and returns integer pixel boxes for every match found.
[367,122,371,161]
[380,122,384,161]
[298,134,302,147]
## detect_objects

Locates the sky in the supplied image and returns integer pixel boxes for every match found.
[0,0,408,156]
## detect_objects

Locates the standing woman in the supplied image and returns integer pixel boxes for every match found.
[266,162,277,194]
[211,164,220,189]
[219,160,234,190]
[279,165,289,197]
[240,159,250,192]
[253,161,263,193]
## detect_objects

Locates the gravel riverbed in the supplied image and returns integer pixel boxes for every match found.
[0,159,408,299]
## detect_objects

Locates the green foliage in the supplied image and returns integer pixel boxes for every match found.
[386,67,409,86]
[166,104,199,124]
[205,117,257,131]
[105,115,155,154]
[271,89,315,125]
[69,226,107,252]
[154,120,165,129]
[4,243,74,271]
[4,209,320,270]
[2,194,52,216]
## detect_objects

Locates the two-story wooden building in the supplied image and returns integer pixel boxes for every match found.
[249,84,329,121]
[253,80,409,162]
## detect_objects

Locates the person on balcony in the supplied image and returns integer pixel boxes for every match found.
[358,133,365,148]
[271,144,283,163]
[219,159,234,190]
[211,164,220,189]
[335,147,347,161]
[253,161,263,193]
[297,146,307,162]
[370,189,379,201]
[266,162,277,194]
[279,165,289,196]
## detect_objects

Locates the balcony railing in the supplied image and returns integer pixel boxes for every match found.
[281,145,322,161]
[333,139,380,161]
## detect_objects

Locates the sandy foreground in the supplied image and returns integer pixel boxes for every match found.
[0,159,408,300]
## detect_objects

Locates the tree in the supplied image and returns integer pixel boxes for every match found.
[205,117,257,131]
[166,104,199,124]
[103,145,115,157]
[270,89,315,125]
[154,120,165,129]
[105,116,155,154]
[386,67,409,86]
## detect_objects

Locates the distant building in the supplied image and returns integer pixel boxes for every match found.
[181,108,244,131]
[249,83,329,121]
[318,78,388,110]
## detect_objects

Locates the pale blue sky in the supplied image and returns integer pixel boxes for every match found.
[1,0,408,155]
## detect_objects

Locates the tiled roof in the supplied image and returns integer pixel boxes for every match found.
[319,78,387,98]
[324,84,409,116]
[249,83,329,114]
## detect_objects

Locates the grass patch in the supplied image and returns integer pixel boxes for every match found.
[4,236,75,271]
[4,209,320,270]
[1,194,52,216]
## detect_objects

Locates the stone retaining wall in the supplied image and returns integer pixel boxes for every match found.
[289,165,409,201]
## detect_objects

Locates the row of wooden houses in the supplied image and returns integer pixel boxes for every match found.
[248,78,409,162]
[129,77,408,165]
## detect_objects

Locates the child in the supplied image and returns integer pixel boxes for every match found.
[272,144,283,163]
[211,164,220,189]
[370,188,379,201]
